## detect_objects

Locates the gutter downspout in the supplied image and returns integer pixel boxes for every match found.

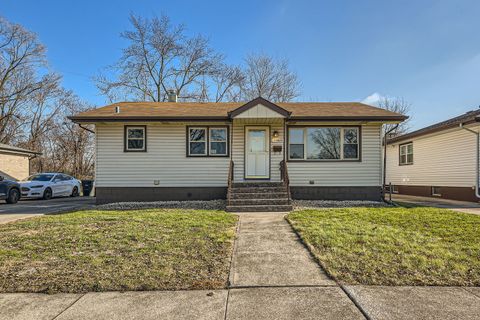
[78,123,95,134]
[383,124,399,201]
[460,123,480,199]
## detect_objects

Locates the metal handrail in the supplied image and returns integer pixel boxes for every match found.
[227,160,234,205]
[280,160,291,204]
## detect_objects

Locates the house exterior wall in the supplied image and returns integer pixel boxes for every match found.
[95,122,231,188]
[94,121,385,203]
[0,152,30,181]
[385,123,479,202]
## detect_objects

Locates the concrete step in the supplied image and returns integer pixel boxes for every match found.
[232,182,285,188]
[229,198,290,206]
[229,187,287,193]
[226,205,293,212]
[229,192,290,199]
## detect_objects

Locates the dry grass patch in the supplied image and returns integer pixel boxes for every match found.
[0,209,237,293]
[287,207,480,286]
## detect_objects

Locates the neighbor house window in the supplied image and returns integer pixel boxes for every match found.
[188,126,229,157]
[399,142,413,165]
[125,126,146,152]
[288,127,359,161]
[432,186,441,196]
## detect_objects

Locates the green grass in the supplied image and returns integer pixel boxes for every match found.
[287,207,480,286]
[0,209,237,293]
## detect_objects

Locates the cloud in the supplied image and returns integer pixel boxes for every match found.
[362,92,385,106]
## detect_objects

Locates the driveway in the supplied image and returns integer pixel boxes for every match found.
[392,194,480,215]
[0,197,95,224]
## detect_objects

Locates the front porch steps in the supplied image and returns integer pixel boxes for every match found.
[226,182,293,212]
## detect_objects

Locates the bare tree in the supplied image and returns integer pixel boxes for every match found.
[0,17,60,143]
[377,96,411,136]
[241,54,301,102]
[199,64,244,102]
[27,91,95,179]
[95,13,221,102]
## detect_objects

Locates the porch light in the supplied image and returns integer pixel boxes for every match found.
[272,130,279,138]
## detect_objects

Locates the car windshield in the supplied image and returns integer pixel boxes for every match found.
[25,174,54,182]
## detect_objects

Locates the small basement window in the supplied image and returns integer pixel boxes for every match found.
[392,185,399,193]
[432,186,442,196]
[125,126,146,152]
[399,142,413,165]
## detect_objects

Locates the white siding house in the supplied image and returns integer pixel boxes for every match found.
[386,110,480,202]
[69,97,406,206]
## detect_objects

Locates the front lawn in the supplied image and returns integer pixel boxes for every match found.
[287,207,480,286]
[0,209,237,293]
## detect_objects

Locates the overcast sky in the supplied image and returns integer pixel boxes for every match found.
[3,0,480,130]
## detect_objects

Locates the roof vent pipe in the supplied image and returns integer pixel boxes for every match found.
[167,89,177,103]
[115,106,120,113]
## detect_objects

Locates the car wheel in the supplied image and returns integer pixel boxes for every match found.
[71,186,79,197]
[43,188,52,200]
[6,188,20,204]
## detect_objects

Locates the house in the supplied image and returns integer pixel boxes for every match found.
[0,143,41,181]
[69,96,406,210]
[386,109,480,202]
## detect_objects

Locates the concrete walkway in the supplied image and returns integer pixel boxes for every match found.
[1,211,480,319]
[392,194,480,215]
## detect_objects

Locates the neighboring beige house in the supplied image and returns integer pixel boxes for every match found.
[386,109,480,202]
[69,96,406,210]
[0,143,41,181]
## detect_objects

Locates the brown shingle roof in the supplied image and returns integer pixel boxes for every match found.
[388,109,480,143]
[69,99,407,122]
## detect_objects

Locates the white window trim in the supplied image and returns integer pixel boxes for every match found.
[125,126,146,151]
[188,127,208,156]
[208,127,228,156]
[399,143,413,165]
[288,127,360,161]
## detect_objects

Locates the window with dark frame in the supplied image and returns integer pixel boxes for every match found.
[188,126,228,157]
[432,186,441,196]
[399,142,413,165]
[288,127,359,161]
[125,126,146,151]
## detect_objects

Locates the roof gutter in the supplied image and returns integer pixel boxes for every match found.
[68,116,407,123]
[460,122,480,199]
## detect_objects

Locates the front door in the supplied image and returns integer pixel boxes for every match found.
[245,127,270,179]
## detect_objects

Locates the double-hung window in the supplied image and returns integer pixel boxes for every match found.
[288,127,360,161]
[188,126,228,157]
[209,128,228,156]
[399,142,413,165]
[125,126,146,152]
[188,127,207,155]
